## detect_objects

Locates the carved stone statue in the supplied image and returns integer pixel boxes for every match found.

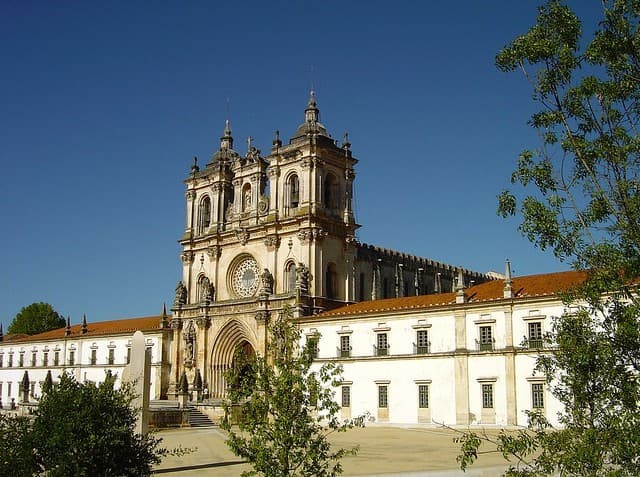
[183,321,196,365]
[296,263,310,294]
[259,268,274,297]
[174,281,187,307]
[201,277,214,303]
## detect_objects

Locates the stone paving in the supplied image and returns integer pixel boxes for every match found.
[154,425,512,476]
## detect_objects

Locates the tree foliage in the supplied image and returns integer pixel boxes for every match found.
[458,1,640,475]
[221,309,369,477]
[0,414,38,477]
[8,302,65,335]
[3,373,173,476]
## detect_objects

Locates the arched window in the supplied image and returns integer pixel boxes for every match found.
[198,196,211,233]
[242,183,252,212]
[284,261,297,293]
[324,173,338,210]
[359,272,365,301]
[326,263,337,299]
[288,174,299,208]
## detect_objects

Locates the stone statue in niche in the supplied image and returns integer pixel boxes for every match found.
[243,188,252,211]
[174,281,187,306]
[296,263,310,294]
[259,268,274,297]
[183,320,196,367]
[201,276,214,303]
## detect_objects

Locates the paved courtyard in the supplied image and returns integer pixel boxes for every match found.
[154,426,512,476]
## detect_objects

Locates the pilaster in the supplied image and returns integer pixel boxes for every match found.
[454,308,470,425]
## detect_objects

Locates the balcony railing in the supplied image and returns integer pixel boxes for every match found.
[413,343,431,354]
[527,338,544,349]
[336,347,352,358]
[373,345,389,357]
[475,338,495,352]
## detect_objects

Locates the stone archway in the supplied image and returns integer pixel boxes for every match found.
[209,320,255,399]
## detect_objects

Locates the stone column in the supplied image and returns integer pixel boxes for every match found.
[168,317,182,398]
[454,309,470,425]
[123,331,151,435]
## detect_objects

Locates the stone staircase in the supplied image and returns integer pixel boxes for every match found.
[187,405,216,427]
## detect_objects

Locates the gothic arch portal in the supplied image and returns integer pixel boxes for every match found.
[209,320,256,398]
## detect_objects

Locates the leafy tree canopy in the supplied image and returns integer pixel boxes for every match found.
[457,1,640,475]
[221,309,369,477]
[8,302,65,335]
[3,372,178,477]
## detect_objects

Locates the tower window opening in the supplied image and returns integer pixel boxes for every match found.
[198,196,211,233]
[289,174,299,208]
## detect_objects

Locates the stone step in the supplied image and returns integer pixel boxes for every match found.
[187,406,215,427]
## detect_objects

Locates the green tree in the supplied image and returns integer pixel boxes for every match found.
[221,309,369,477]
[0,414,38,477]
[8,302,65,335]
[457,1,640,475]
[30,372,167,476]
[0,371,181,477]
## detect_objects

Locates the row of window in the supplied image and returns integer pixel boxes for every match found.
[309,322,545,359]
[339,382,545,411]
[0,348,132,368]
[195,172,342,233]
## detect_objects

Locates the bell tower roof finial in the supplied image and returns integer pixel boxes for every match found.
[305,90,319,123]
[221,119,233,150]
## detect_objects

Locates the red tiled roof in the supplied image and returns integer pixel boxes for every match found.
[3,315,166,343]
[316,270,587,318]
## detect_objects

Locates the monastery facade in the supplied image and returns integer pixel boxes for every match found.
[0,94,572,427]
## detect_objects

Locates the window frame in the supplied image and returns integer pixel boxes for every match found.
[418,384,429,409]
[527,321,543,349]
[528,379,545,409]
[341,385,351,408]
[482,383,494,409]
[378,385,388,408]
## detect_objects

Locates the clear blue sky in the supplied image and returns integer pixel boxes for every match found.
[0,1,604,329]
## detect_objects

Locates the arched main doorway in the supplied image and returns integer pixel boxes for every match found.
[209,320,256,399]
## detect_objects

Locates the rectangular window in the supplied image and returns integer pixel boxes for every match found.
[68,351,75,366]
[341,385,351,408]
[532,383,544,409]
[18,353,24,367]
[54,351,60,366]
[127,348,131,364]
[8,354,13,367]
[31,352,36,367]
[482,384,494,409]
[0,382,3,398]
[416,330,429,354]
[0,354,3,367]
[7,382,12,399]
[90,349,97,365]
[340,335,350,358]
[306,337,318,359]
[30,382,35,398]
[528,322,543,349]
[376,333,388,356]
[418,384,429,408]
[43,352,48,367]
[108,348,115,365]
[479,326,493,351]
[378,385,388,408]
